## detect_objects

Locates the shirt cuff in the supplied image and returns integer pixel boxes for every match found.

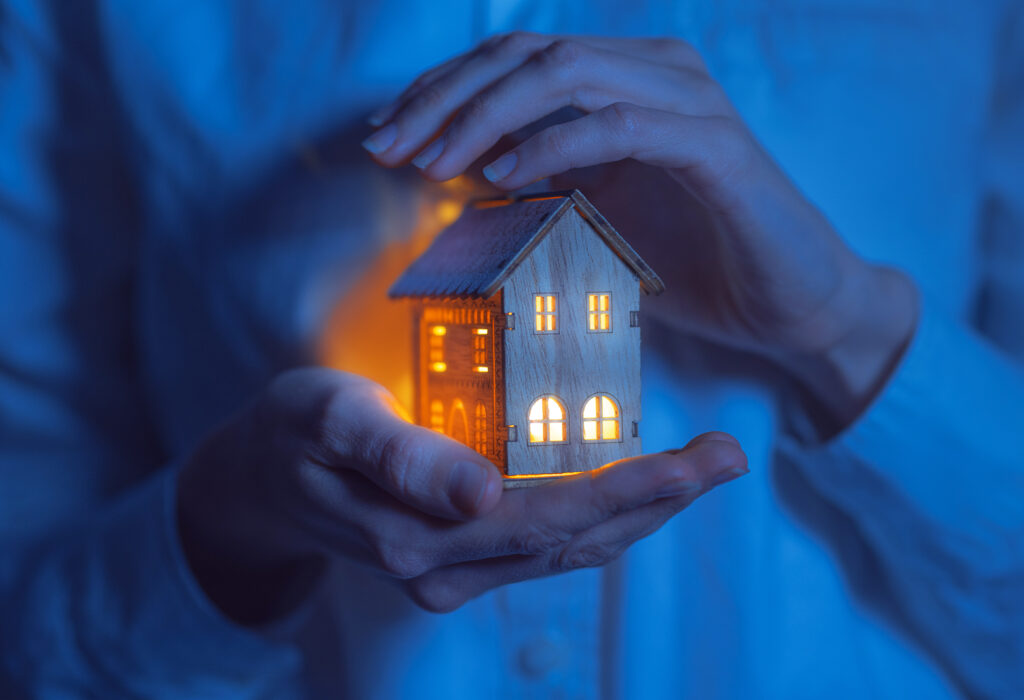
[795,294,1024,531]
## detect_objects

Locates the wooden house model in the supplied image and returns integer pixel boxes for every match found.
[389,190,664,485]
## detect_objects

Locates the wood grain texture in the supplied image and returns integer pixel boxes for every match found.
[395,190,663,483]
[502,208,642,476]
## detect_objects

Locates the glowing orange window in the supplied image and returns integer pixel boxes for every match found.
[428,325,446,372]
[582,394,620,441]
[587,293,611,332]
[429,400,444,433]
[528,396,567,444]
[534,294,557,333]
[474,401,488,454]
[472,327,489,372]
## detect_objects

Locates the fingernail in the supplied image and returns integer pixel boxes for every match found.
[482,152,517,182]
[412,137,445,170]
[361,124,398,154]
[447,461,490,516]
[367,109,389,127]
[655,480,702,500]
[708,465,749,489]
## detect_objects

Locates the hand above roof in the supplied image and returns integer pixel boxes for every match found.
[363,33,919,432]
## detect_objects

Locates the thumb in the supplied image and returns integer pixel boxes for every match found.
[314,378,504,521]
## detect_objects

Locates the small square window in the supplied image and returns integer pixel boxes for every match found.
[534,294,557,333]
[587,293,611,332]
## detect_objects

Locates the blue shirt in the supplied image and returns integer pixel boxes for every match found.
[1,1,1022,698]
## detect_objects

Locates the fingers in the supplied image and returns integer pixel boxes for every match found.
[362,31,551,164]
[425,432,747,567]
[363,34,731,175]
[292,370,504,521]
[479,103,755,198]
[405,433,748,612]
[410,41,719,182]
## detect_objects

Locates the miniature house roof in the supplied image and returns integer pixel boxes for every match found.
[388,190,664,299]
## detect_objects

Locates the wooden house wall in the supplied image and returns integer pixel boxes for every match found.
[501,208,642,477]
[414,294,506,468]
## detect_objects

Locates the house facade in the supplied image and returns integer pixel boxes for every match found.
[390,190,663,484]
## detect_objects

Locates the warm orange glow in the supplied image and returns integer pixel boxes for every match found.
[430,400,444,433]
[428,325,446,365]
[516,192,565,200]
[449,399,469,445]
[319,177,490,414]
[588,293,611,332]
[473,366,489,373]
[528,396,567,443]
[473,198,513,209]
[474,401,488,454]
[582,394,620,441]
[473,328,488,335]
[534,294,557,333]
[472,329,488,365]
[504,470,585,480]
[436,200,462,226]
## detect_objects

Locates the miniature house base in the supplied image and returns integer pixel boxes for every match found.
[390,190,663,486]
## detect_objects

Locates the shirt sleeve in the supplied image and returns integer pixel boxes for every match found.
[783,5,1024,697]
[0,3,301,696]
[1,469,302,699]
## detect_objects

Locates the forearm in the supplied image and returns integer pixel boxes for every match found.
[783,296,1024,697]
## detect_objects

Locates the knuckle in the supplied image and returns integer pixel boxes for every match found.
[604,102,643,137]
[410,73,434,92]
[488,30,535,56]
[554,541,614,572]
[542,125,577,163]
[691,74,729,111]
[462,95,490,121]
[514,521,571,556]
[370,427,421,497]
[696,116,758,185]
[537,39,583,73]
[406,578,465,614]
[372,537,430,579]
[303,384,348,453]
[709,116,755,164]
[410,83,446,112]
[652,37,704,67]
[447,95,489,142]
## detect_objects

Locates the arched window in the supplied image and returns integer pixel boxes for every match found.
[474,401,488,454]
[448,399,469,446]
[528,396,567,444]
[582,394,620,441]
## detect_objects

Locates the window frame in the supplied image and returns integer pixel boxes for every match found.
[586,292,612,333]
[581,393,622,442]
[527,395,568,445]
[533,293,559,334]
[428,324,447,372]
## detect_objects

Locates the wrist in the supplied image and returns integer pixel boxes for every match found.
[176,429,326,626]
[782,263,920,433]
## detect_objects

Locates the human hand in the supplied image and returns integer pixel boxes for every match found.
[176,368,746,622]
[363,33,919,427]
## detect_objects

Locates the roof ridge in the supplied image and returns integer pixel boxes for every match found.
[388,190,663,299]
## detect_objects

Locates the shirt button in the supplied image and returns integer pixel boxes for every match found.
[517,636,567,678]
